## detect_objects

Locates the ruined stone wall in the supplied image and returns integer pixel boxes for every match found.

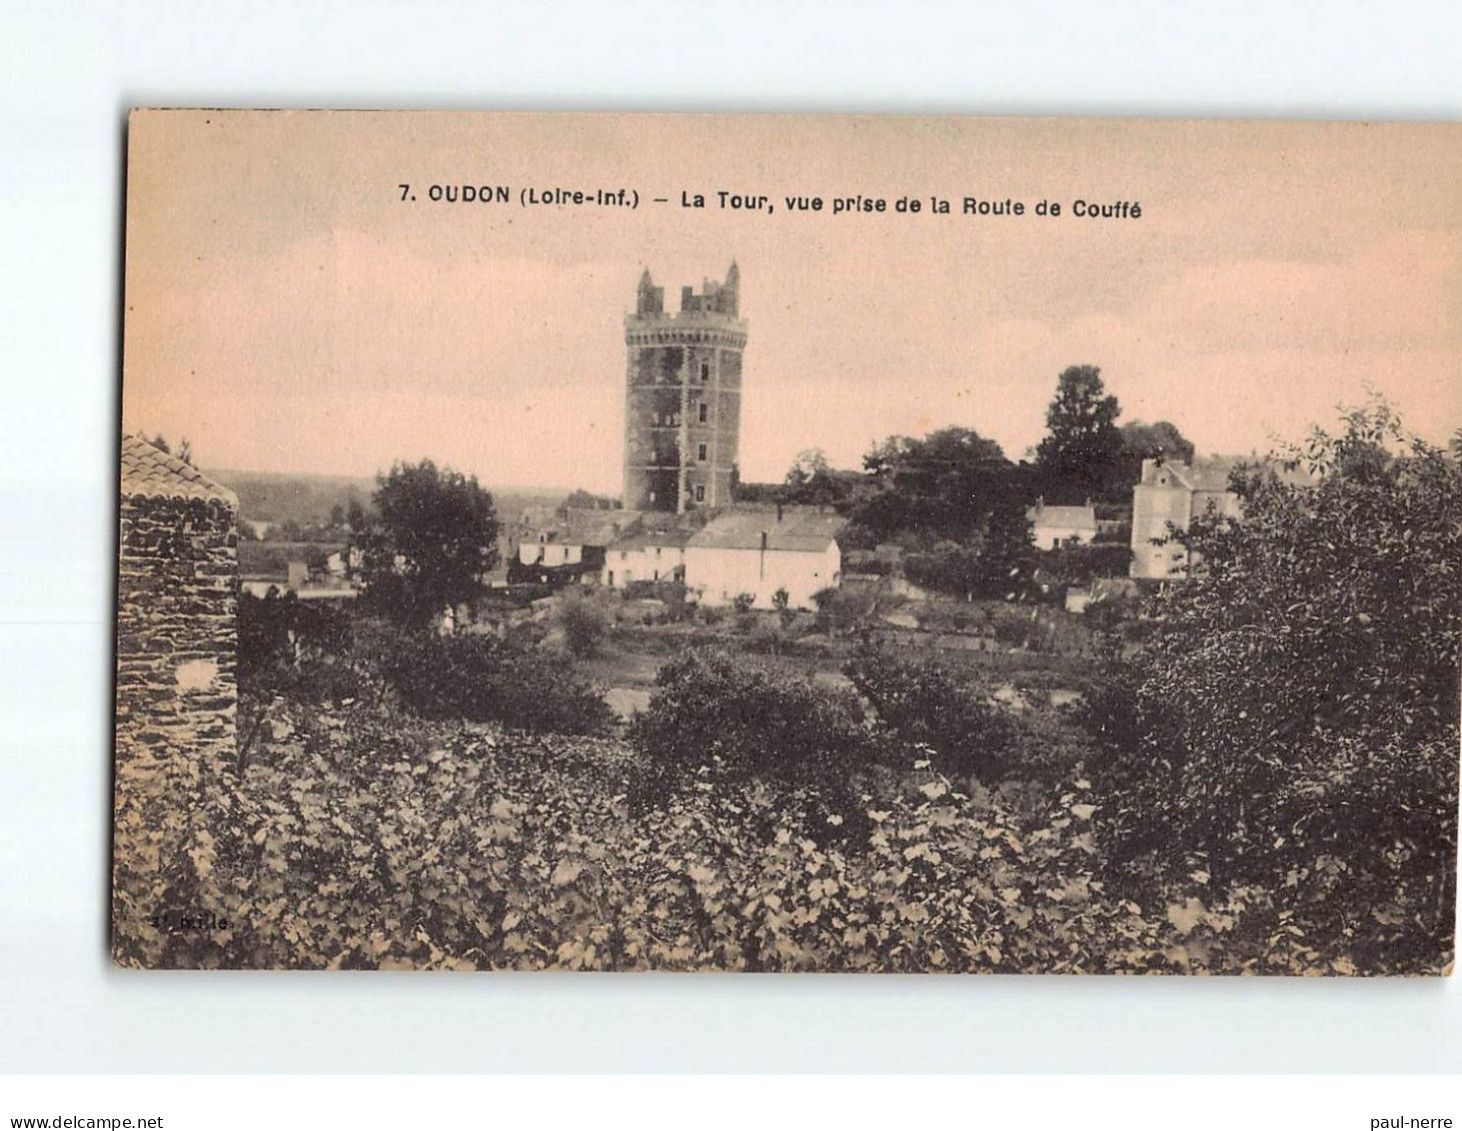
[116,493,239,756]
[113,492,238,964]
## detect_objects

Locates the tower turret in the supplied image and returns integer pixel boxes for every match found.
[636,268,664,316]
[723,260,739,316]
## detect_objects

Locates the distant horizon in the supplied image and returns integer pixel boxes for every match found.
[203,465,579,497]
[197,427,1293,501]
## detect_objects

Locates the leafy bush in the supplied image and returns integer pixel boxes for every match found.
[843,639,1010,781]
[558,592,609,657]
[653,579,691,621]
[384,632,613,736]
[745,622,795,656]
[772,587,795,629]
[1036,542,1132,585]
[912,601,990,636]
[629,649,873,789]
[1081,592,1144,636]
[842,550,894,576]
[903,542,962,592]
[1090,401,1461,968]
[116,710,1437,973]
[240,597,611,736]
[988,605,1033,647]
[238,592,366,706]
[812,585,875,633]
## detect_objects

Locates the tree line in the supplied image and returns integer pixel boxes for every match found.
[733,364,1195,596]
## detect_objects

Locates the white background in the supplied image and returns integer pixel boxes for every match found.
[1,0,1459,1075]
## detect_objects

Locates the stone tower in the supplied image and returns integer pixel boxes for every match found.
[623,262,746,512]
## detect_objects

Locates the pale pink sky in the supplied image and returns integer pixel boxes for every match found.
[123,112,1461,492]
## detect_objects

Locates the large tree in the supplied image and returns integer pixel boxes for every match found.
[1117,419,1195,487]
[781,447,861,507]
[1035,365,1124,502]
[854,427,1011,539]
[353,459,500,629]
[1094,400,1460,970]
[849,426,1033,592]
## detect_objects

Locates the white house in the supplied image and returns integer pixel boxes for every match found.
[1129,458,1244,580]
[683,507,845,610]
[517,509,641,574]
[602,525,693,588]
[1027,500,1099,550]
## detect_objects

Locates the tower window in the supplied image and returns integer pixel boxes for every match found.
[698,403,708,423]
[700,360,710,382]
[694,485,706,502]
[697,443,708,461]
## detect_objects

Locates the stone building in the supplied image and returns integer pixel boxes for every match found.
[623,263,746,513]
[1129,456,1243,580]
[116,434,240,753]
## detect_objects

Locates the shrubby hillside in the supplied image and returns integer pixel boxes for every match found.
[118,705,1388,974]
[114,402,1458,975]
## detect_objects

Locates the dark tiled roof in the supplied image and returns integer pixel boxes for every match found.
[524,508,642,548]
[1170,458,1241,493]
[1161,456,1314,493]
[609,526,696,552]
[1028,503,1098,529]
[562,508,642,547]
[120,434,238,507]
[687,507,846,553]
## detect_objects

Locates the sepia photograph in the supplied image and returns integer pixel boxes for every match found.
[113,110,1460,974]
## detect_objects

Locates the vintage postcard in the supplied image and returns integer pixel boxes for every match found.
[114,111,1460,972]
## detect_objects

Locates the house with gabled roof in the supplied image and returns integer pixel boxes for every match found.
[516,507,642,579]
[602,517,696,589]
[1130,456,1245,579]
[683,505,846,610]
[1027,498,1099,550]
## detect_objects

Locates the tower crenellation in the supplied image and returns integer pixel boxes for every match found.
[623,263,746,513]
